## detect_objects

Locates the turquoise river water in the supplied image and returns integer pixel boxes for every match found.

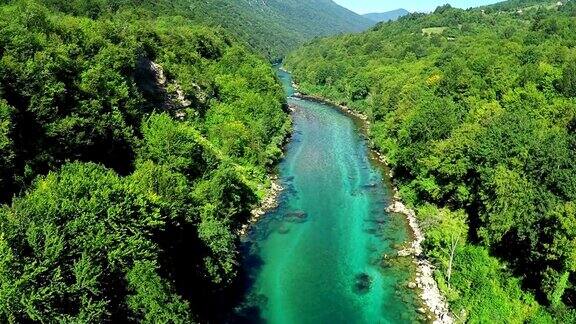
[234,68,420,323]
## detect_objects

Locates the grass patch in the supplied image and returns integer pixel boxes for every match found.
[422,27,447,35]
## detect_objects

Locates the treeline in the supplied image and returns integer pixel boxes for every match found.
[0,0,289,322]
[287,1,576,322]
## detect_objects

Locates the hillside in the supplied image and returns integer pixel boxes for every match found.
[286,0,576,322]
[185,0,375,60]
[38,0,375,60]
[363,9,410,22]
[0,0,290,322]
[483,0,566,10]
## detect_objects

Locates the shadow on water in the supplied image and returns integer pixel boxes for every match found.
[227,183,315,322]
[227,241,268,324]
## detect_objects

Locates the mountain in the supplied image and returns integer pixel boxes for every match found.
[363,8,410,22]
[175,0,377,60]
[40,0,375,60]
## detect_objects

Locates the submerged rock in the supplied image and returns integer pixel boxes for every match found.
[363,227,377,235]
[285,210,308,223]
[353,273,372,294]
[277,225,290,234]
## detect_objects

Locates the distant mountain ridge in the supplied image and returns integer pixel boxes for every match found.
[191,0,376,59]
[363,8,410,22]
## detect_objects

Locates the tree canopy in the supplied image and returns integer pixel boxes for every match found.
[0,0,290,321]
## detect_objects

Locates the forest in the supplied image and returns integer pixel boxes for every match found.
[286,0,576,322]
[0,0,291,321]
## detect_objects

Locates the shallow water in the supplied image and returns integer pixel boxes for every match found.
[235,68,419,323]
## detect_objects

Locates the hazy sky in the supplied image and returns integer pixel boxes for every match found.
[333,0,503,14]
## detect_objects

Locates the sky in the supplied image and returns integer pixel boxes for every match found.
[333,0,503,14]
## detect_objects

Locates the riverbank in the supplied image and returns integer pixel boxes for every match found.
[292,88,453,324]
[387,200,453,324]
[240,177,284,237]
[241,122,295,237]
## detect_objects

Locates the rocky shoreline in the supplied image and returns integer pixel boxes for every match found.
[240,102,295,237]
[387,200,454,324]
[292,87,453,323]
[240,176,284,237]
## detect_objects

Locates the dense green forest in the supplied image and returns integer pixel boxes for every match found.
[31,0,374,60]
[286,0,576,322]
[0,0,290,321]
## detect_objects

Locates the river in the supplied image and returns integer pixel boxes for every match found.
[234,68,420,323]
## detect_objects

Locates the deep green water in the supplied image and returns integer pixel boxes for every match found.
[235,69,419,323]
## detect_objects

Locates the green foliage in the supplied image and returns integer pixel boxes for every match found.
[0,162,192,322]
[448,246,541,323]
[139,113,214,179]
[0,140,262,321]
[286,0,576,320]
[192,165,256,284]
[0,0,290,321]
[418,205,467,259]
[0,0,289,198]
[560,59,576,97]
[126,261,192,323]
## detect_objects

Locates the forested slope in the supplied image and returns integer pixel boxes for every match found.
[363,9,410,23]
[190,0,375,60]
[0,0,290,321]
[33,0,375,60]
[287,1,576,322]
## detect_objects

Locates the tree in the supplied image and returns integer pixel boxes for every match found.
[192,165,256,284]
[0,162,194,322]
[139,113,215,179]
[0,101,14,200]
[446,232,461,289]
[418,205,467,288]
[560,60,576,97]
[126,261,193,323]
[434,4,453,14]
